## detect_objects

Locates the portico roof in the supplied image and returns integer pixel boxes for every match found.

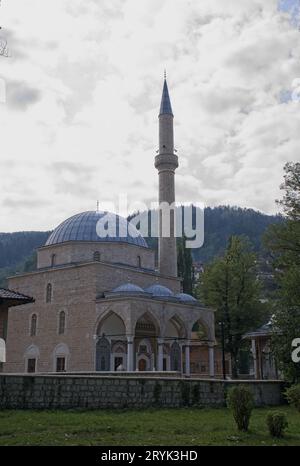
[0,288,34,307]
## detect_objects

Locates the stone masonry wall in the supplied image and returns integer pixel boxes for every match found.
[0,375,284,410]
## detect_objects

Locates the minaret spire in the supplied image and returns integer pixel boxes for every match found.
[159,76,173,117]
[155,75,178,277]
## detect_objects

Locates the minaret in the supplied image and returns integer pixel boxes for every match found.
[155,75,178,277]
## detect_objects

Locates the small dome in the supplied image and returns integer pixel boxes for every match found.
[145,284,174,297]
[45,211,148,248]
[112,283,145,294]
[176,293,197,303]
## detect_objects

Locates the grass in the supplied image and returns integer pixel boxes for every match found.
[0,406,299,446]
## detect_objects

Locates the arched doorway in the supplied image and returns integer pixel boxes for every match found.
[138,358,147,371]
[135,313,159,371]
[96,312,126,371]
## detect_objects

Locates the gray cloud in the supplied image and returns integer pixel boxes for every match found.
[6,80,41,110]
[2,197,49,209]
[49,162,98,197]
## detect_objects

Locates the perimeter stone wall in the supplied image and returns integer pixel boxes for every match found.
[0,375,285,410]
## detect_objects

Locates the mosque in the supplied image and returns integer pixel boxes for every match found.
[3,78,220,377]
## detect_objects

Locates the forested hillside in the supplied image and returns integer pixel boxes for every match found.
[0,206,282,288]
[0,231,50,287]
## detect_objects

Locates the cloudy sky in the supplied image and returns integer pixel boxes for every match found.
[0,0,300,232]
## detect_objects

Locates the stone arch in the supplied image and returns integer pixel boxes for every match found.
[165,314,187,339]
[191,318,210,342]
[134,311,160,337]
[96,311,126,340]
[134,312,159,372]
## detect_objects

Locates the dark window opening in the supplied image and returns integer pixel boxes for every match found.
[58,311,66,335]
[114,357,123,371]
[27,358,36,373]
[46,283,52,303]
[56,357,66,372]
[30,314,37,337]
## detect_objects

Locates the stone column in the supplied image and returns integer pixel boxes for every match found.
[208,344,215,378]
[157,338,164,371]
[185,341,191,377]
[127,336,134,372]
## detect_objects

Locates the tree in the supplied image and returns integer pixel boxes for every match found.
[264,162,300,382]
[199,235,268,378]
[177,236,193,295]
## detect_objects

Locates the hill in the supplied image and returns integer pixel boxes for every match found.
[0,206,282,287]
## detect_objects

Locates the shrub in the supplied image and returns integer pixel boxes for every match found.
[266,412,288,438]
[285,384,300,412]
[227,385,254,432]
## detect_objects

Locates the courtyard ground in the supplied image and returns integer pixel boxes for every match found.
[0,406,299,446]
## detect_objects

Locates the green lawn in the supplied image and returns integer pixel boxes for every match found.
[0,406,299,446]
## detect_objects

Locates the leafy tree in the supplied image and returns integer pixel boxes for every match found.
[199,235,268,378]
[264,162,300,382]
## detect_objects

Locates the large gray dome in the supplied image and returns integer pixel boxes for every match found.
[46,211,148,248]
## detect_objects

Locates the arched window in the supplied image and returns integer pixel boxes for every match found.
[53,343,69,372]
[46,283,52,303]
[51,254,56,267]
[30,314,37,337]
[24,344,40,373]
[96,336,111,371]
[137,255,141,268]
[58,311,66,335]
[93,251,100,262]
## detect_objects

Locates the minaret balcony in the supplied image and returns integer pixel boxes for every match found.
[155,153,178,171]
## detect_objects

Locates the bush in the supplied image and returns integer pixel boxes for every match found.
[266,412,288,438]
[227,385,254,432]
[285,384,300,412]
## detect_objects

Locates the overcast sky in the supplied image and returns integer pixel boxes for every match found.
[0,0,300,232]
